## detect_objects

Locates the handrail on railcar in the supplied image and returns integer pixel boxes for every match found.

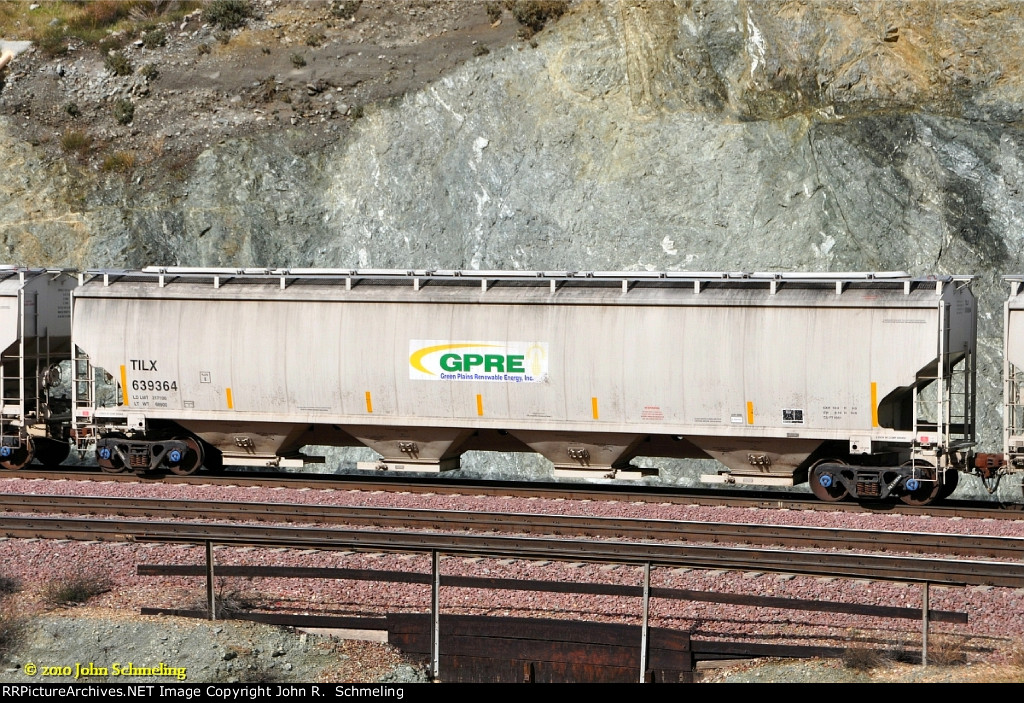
[83,267,975,291]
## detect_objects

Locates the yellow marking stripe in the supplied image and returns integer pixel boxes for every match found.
[871,382,878,428]
[746,401,754,425]
[226,387,233,409]
[592,397,599,420]
[365,391,373,413]
[476,394,484,416]
[119,365,129,406]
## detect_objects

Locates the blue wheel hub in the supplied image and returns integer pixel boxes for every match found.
[98,447,111,460]
[905,478,920,492]
[0,446,11,458]
[818,473,833,488]
[168,449,182,463]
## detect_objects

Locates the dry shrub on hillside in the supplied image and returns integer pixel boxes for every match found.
[0,574,20,597]
[508,0,568,34]
[101,151,137,173]
[60,129,92,155]
[927,635,968,666]
[42,570,111,606]
[69,0,135,31]
[842,646,884,671]
[329,1,362,21]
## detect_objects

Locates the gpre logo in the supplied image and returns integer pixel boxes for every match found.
[409,340,548,383]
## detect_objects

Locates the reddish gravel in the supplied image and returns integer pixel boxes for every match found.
[2,474,1024,670]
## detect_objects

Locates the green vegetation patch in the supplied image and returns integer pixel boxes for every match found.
[113,99,135,125]
[0,2,200,51]
[104,50,133,77]
[204,0,254,31]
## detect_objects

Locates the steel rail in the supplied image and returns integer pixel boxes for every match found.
[1,493,1022,558]
[2,514,1023,587]
[4,468,1022,519]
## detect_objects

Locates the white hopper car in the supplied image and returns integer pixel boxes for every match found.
[0,267,77,470]
[64,268,979,505]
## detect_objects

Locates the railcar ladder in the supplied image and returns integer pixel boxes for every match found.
[0,291,25,438]
[912,373,941,439]
[1005,359,1024,462]
[911,306,974,463]
[71,346,94,420]
[0,344,23,437]
[1,330,60,439]
[947,346,975,445]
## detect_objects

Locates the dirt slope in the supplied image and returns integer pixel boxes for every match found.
[0,1,525,171]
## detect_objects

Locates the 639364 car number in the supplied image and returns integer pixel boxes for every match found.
[130,379,178,391]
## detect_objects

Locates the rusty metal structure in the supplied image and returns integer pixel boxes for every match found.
[61,268,982,505]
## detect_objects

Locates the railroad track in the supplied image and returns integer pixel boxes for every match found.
[2,493,1023,559]
[4,467,1023,519]
[2,513,1023,587]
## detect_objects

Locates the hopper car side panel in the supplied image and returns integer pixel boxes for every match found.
[0,297,19,354]
[74,299,940,433]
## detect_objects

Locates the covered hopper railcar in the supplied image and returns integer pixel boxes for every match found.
[68,268,977,505]
[0,267,77,470]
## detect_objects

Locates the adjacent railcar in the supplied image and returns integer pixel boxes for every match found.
[70,268,975,504]
[1003,276,1024,472]
[0,267,77,469]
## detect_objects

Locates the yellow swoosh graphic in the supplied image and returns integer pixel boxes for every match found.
[410,343,500,375]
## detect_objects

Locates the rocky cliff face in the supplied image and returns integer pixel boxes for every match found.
[1,1,1022,491]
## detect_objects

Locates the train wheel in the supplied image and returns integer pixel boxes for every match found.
[810,460,849,502]
[936,469,960,501]
[33,437,70,468]
[202,443,224,474]
[167,437,203,476]
[899,461,941,506]
[97,436,126,473]
[0,437,34,471]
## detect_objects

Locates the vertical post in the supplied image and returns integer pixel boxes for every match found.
[922,582,929,666]
[18,290,25,434]
[640,562,651,683]
[43,331,51,426]
[431,550,440,681]
[206,541,216,621]
[938,300,947,443]
[1005,285,1017,466]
